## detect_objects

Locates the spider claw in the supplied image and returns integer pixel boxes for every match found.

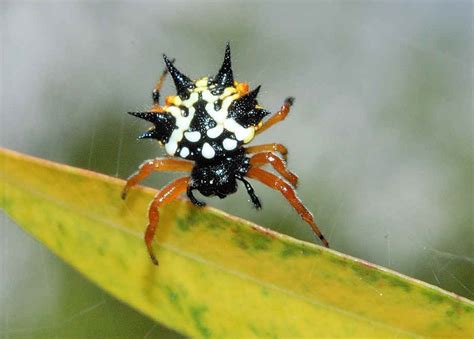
[146,239,159,265]
[187,187,206,207]
[320,236,330,248]
[121,188,128,200]
[150,253,159,265]
[253,197,262,210]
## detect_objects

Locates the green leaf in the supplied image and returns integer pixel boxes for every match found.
[1,147,472,338]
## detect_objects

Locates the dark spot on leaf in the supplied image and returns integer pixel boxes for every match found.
[176,218,190,232]
[463,304,473,313]
[164,286,181,309]
[249,324,260,335]
[301,248,319,257]
[234,237,249,250]
[190,305,211,338]
[350,264,380,284]
[280,244,300,258]
[56,222,66,235]
[231,228,272,252]
[421,289,445,304]
[249,233,271,251]
[328,255,348,266]
[205,222,225,230]
[386,275,411,292]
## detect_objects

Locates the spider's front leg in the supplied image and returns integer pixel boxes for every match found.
[121,158,193,199]
[247,167,329,248]
[256,97,294,135]
[146,177,189,265]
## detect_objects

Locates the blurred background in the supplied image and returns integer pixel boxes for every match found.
[1,1,472,337]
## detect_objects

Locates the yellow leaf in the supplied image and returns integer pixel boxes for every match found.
[0,147,472,338]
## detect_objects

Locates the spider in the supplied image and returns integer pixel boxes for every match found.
[122,43,329,265]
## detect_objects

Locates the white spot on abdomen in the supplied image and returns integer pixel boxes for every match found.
[206,125,224,139]
[179,147,190,158]
[184,131,201,142]
[202,142,215,159]
[223,138,237,150]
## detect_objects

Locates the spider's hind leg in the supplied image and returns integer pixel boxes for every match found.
[247,167,329,248]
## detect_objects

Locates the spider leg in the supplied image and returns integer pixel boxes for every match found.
[152,58,176,106]
[247,167,329,248]
[249,152,298,188]
[237,176,262,209]
[245,143,289,160]
[121,158,193,199]
[186,187,206,207]
[145,176,189,265]
[256,97,294,135]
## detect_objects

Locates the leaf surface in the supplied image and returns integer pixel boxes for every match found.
[1,148,472,338]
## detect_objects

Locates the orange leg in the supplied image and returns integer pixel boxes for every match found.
[249,152,298,187]
[146,177,189,265]
[256,97,294,135]
[152,58,175,107]
[247,167,329,248]
[245,143,288,160]
[121,158,193,199]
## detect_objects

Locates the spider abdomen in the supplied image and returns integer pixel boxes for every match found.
[162,84,261,162]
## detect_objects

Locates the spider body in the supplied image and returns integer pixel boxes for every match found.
[123,43,328,265]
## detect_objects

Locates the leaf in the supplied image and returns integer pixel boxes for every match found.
[0,147,472,338]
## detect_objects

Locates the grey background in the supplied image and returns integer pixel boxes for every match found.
[1,1,472,337]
